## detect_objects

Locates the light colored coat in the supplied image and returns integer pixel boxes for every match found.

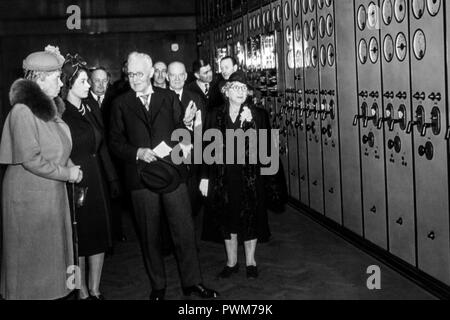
[0,79,74,300]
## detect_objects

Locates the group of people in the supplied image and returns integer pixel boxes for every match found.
[0,45,274,300]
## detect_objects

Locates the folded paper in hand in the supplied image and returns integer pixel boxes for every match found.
[153,141,173,158]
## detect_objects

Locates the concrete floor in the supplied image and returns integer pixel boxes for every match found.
[100,206,436,300]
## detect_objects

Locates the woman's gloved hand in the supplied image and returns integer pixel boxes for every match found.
[199,179,209,197]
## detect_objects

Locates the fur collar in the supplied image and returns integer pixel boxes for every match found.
[9,78,65,122]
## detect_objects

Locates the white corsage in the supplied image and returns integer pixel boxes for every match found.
[240,106,253,125]
[45,45,65,63]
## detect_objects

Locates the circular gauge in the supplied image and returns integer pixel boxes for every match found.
[413,29,426,60]
[396,32,407,61]
[257,14,261,29]
[318,0,325,9]
[273,7,277,23]
[310,19,317,40]
[326,0,333,7]
[383,0,393,25]
[320,45,327,66]
[319,16,326,38]
[277,5,282,22]
[369,37,379,63]
[326,14,334,36]
[412,0,425,19]
[287,50,295,69]
[286,26,293,44]
[358,5,367,31]
[285,1,291,20]
[309,0,316,12]
[384,34,394,62]
[267,10,271,24]
[311,46,318,68]
[294,0,300,17]
[368,2,379,29]
[328,44,335,66]
[359,39,368,64]
[262,12,266,27]
[303,0,309,14]
[394,0,407,22]
[295,23,302,42]
[427,0,441,16]
[305,47,311,66]
[304,21,310,41]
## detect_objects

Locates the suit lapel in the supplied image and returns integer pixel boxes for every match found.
[130,95,151,127]
[148,91,164,126]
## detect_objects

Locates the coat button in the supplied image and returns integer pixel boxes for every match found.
[92,153,97,157]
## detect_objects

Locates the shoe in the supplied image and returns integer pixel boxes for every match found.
[217,263,239,278]
[89,294,105,300]
[149,289,166,301]
[246,266,258,279]
[182,283,219,299]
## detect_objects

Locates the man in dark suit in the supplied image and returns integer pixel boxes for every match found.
[109,52,218,300]
[167,61,206,217]
[185,59,213,110]
[86,66,126,243]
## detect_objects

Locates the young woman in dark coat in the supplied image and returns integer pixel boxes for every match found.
[61,55,119,300]
[199,71,271,279]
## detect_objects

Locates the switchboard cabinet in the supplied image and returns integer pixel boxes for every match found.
[303,0,325,214]
[317,0,342,224]
[409,0,450,285]
[380,0,416,265]
[354,0,388,249]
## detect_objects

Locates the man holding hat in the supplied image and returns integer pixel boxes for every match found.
[109,52,218,300]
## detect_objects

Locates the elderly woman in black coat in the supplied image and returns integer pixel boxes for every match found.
[61,55,119,300]
[200,71,271,279]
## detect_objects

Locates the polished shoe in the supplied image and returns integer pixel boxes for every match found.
[149,289,166,301]
[217,263,239,278]
[246,266,258,279]
[182,284,219,299]
[89,294,105,300]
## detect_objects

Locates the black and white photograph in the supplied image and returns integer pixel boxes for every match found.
[0,0,449,308]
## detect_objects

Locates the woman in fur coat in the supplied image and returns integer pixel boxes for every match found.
[0,47,82,300]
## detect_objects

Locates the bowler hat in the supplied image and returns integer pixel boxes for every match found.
[138,159,181,194]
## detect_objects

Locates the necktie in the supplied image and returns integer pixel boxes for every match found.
[204,83,209,96]
[177,93,181,101]
[97,95,102,108]
[140,95,150,111]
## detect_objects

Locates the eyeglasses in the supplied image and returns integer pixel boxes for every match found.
[168,73,186,80]
[127,72,145,80]
[230,85,248,92]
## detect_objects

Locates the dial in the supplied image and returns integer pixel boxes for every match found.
[359,39,368,64]
[319,16,326,38]
[304,47,311,66]
[369,37,379,63]
[383,0,393,25]
[394,0,407,22]
[262,12,266,27]
[310,19,317,40]
[277,5,282,22]
[287,50,295,69]
[304,21,310,41]
[412,0,425,19]
[358,5,367,31]
[273,7,277,23]
[395,32,407,61]
[413,29,426,60]
[328,44,335,66]
[320,45,327,67]
[294,0,300,17]
[326,14,334,36]
[285,1,291,20]
[286,26,293,44]
[309,0,316,12]
[257,14,260,29]
[427,0,441,16]
[311,46,318,68]
[295,23,302,42]
[368,2,379,29]
[384,34,394,62]
[326,0,333,7]
[266,10,271,25]
[318,0,325,9]
[303,0,309,14]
